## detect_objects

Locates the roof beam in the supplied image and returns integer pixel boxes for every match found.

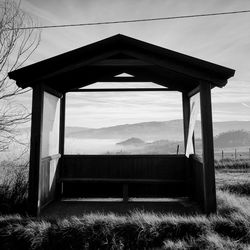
[67,88,171,92]
[121,48,229,86]
[187,86,200,98]
[9,49,122,88]
[99,76,151,82]
[92,59,152,66]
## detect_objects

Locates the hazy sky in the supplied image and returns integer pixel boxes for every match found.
[12,0,250,127]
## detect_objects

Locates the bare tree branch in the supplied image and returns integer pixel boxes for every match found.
[0,0,41,151]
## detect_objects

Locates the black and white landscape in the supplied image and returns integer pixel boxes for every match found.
[64,119,250,155]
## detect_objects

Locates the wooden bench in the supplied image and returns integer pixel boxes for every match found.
[60,178,186,202]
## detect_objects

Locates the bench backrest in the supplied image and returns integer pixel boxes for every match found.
[62,155,188,180]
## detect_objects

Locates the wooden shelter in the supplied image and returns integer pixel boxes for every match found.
[9,34,235,216]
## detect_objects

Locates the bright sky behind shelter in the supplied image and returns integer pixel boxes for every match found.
[12,0,250,127]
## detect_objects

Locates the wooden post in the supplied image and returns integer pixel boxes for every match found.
[28,85,44,216]
[59,94,66,197]
[200,82,217,214]
[182,93,190,152]
[59,94,66,155]
[192,134,196,154]
[182,92,192,197]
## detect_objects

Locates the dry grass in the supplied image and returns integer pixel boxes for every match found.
[0,162,28,215]
[0,160,250,249]
[219,182,250,196]
[0,189,249,249]
[215,158,250,169]
[216,163,250,197]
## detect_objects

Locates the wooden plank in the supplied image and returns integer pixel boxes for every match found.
[63,154,186,158]
[62,155,187,180]
[200,82,216,214]
[61,155,189,198]
[28,85,44,216]
[60,178,186,184]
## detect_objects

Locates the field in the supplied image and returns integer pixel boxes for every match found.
[214,146,250,161]
[0,159,249,249]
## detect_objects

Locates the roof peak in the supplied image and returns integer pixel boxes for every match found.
[8,34,235,92]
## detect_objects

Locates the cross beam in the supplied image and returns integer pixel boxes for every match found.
[67,88,172,92]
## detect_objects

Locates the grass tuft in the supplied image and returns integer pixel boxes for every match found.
[219,182,250,196]
[0,161,250,248]
[215,158,250,169]
[0,162,28,215]
[217,190,250,217]
[211,216,250,243]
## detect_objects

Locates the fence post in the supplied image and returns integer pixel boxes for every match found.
[176,144,179,155]
[221,150,224,162]
[235,148,237,160]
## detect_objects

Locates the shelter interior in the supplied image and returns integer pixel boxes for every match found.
[64,89,185,155]
[8,34,235,216]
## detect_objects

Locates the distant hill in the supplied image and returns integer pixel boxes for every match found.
[66,120,184,141]
[117,137,145,146]
[116,130,250,154]
[65,120,250,141]
[214,130,250,148]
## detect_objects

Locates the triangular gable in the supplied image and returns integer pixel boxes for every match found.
[8,34,235,93]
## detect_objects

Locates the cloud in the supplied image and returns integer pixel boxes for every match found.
[65,91,183,127]
[11,0,250,126]
[241,103,250,108]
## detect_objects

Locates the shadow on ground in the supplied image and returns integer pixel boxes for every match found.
[40,198,201,218]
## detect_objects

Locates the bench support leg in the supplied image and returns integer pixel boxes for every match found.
[123,184,128,202]
[61,182,64,198]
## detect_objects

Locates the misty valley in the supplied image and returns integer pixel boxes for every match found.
[65,137,185,155]
[64,120,250,159]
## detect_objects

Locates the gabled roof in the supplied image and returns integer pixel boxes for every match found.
[8,34,235,93]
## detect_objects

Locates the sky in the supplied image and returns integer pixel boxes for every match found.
[11,0,250,128]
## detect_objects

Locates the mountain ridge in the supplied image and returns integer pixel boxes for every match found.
[65,120,250,141]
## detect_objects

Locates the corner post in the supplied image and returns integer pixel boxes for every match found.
[58,93,66,197]
[28,85,44,216]
[182,92,190,151]
[200,82,216,214]
[59,93,65,155]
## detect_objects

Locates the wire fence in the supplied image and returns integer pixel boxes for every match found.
[213,148,250,162]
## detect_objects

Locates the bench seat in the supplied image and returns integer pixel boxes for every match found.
[60,178,187,202]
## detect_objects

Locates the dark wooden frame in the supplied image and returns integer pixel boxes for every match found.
[199,82,216,213]
[9,34,235,216]
[28,85,44,215]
